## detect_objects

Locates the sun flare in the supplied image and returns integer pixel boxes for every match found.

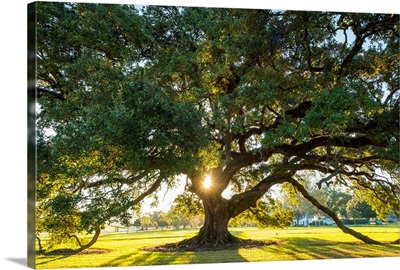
[203,175,212,188]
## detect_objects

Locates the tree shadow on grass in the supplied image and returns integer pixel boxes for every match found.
[99,251,153,267]
[263,237,344,261]
[100,236,258,266]
[135,246,251,266]
[36,235,400,268]
[99,250,198,267]
[188,249,250,264]
[184,236,399,266]
[141,236,277,265]
[36,248,112,267]
[260,237,400,261]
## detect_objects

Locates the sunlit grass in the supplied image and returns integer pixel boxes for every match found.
[36,225,400,269]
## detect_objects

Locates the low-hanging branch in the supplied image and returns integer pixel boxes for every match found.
[36,236,43,252]
[37,86,67,101]
[63,227,101,253]
[72,171,156,193]
[60,175,164,253]
[286,177,383,245]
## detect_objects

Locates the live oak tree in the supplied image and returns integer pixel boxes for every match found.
[35,2,399,250]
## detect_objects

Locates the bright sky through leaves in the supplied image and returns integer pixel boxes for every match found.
[204,175,212,189]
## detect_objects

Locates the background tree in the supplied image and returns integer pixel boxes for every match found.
[133,218,141,228]
[149,211,169,229]
[346,196,377,222]
[167,205,192,229]
[189,216,205,228]
[325,189,352,219]
[36,2,399,250]
[140,215,156,230]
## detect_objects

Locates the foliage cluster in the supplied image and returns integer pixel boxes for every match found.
[35,2,399,250]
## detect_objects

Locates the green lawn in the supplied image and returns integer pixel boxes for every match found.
[36,225,400,269]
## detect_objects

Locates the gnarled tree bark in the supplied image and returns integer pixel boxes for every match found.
[179,195,239,247]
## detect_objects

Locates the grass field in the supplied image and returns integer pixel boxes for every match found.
[36,225,400,269]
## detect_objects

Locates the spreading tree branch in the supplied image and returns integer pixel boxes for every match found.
[228,171,295,218]
[37,87,67,101]
[336,15,399,78]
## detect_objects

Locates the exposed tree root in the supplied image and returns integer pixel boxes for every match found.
[143,236,278,252]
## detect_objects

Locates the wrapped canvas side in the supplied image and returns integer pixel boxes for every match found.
[27,2,37,269]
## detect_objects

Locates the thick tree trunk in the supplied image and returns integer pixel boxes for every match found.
[178,170,293,248]
[197,197,238,245]
[179,195,239,247]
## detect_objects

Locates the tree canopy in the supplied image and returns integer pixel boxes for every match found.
[35,2,399,250]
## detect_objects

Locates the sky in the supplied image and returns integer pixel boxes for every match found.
[1,1,399,270]
[141,175,187,213]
